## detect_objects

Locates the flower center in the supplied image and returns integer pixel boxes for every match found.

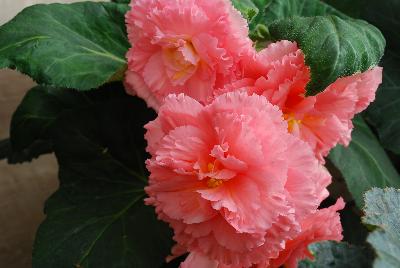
[206,162,224,188]
[162,39,200,85]
[207,178,224,188]
[284,113,302,133]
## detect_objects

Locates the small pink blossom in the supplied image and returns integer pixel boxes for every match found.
[124,0,254,110]
[219,40,383,160]
[145,92,332,267]
[180,199,344,268]
[270,198,345,268]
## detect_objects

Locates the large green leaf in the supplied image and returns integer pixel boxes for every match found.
[329,117,400,208]
[363,188,400,268]
[0,139,11,161]
[299,241,372,268]
[362,0,400,50]
[245,0,346,42]
[264,0,347,24]
[363,0,400,155]
[269,15,385,95]
[0,2,129,90]
[232,0,259,22]
[32,86,174,268]
[247,0,385,95]
[322,0,362,18]
[365,53,400,154]
[0,138,52,164]
[10,86,88,159]
[9,83,134,163]
[111,0,130,3]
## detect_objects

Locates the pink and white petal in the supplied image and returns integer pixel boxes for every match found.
[124,71,161,110]
[157,190,217,224]
[145,118,165,155]
[185,63,216,104]
[155,125,209,171]
[127,39,159,72]
[166,244,187,263]
[157,94,211,135]
[314,79,358,120]
[270,198,345,268]
[143,52,172,94]
[300,114,349,160]
[284,136,326,219]
[244,40,300,77]
[354,67,382,113]
[180,252,219,268]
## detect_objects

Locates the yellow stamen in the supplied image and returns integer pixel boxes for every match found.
[172,69,191,80]
[207,178,224,188]
[284,113,302,133]
[207,163,214,172]
[163,39,199,82]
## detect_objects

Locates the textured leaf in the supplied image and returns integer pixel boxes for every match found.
[247,0,346,42]
[362,0,400,50]
[0,139,11,160]
[0,2,129,90]
[322,0,362,18]
[10,86,88,159]
[1,138,52,164]
[363,0,400,155]
[298,241,372,268]
[10,83,134,163]
[32,86,174,268]
[111,0,130,3]
[232,0,259,22]
[269,15,385,95]
[365,53,400,154]
[340,203,370,245]
[363,188,400,268]
[265,0,347,24]
[329,117,400,208]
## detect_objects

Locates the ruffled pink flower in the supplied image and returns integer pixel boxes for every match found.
[270,198,345,268]
[145,92,332,267]
[125,0,254,110]
[180,199,344,268]
[219,40,383,160]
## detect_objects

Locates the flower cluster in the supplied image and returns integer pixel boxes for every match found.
[125,0,382,267]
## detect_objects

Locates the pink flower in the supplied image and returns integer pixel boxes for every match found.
[180,199,344,268]
[124,0,254,110]
[145,92,332,267]
[219,41,383,160]
[270,198,345,268]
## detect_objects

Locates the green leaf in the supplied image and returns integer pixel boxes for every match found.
[1,137,52,164]
[363,0,400,155]
[329,116,400,208]
[33,86,174,268]
[362,0,400,50]
[0,139,11,160]
[264,0,347,24]
[365,53,400,154]
[299,241,372,268]
[363,188,400,268]
[340,203,370,245]
[269,15,385,95]
[111,0,130,3]
[248,0,347,42]
[322,0,362,18]
[232,0,259,22]
[0,2,129,90]
[9,83,131,163]
[10,86,88,159]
